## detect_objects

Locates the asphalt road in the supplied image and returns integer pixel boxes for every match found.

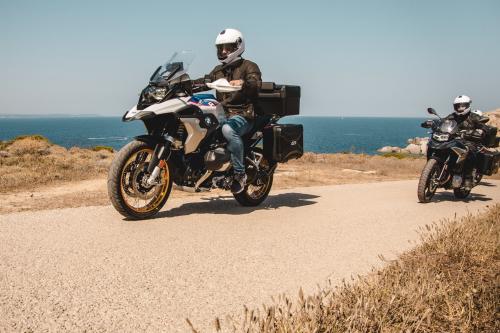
[1,180,499,332]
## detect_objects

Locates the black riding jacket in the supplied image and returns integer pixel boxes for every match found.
[194,58,262,119]
[445,111,487,144]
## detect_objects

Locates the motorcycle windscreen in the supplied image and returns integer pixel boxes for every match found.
[439,120,458,134]
[149,51,195,84]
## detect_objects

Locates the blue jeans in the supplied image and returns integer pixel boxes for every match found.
[221,115,253,173]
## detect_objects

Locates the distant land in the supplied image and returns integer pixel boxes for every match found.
[0,114,115,118]
[0,113,427,119]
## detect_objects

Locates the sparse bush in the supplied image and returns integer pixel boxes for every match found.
[12,134,51,143]
[7,137,51,156]
[0,140,9,150]
[0,140,113,192]
[380,152,417,159]
[216,205,500,333]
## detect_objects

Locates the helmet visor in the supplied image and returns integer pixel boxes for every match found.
[216,43,238,60]
[454,103,470,113]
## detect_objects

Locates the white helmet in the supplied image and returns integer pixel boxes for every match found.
[215,28,245,64]
[453,95,472,115]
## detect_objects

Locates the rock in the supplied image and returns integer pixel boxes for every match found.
[420,142,428,155]
[407,137,429,146]
[377,146,402,153]
[377,146,392,153]
[405,143,422,155]
[0,150,10,158]
[378,137,430,155]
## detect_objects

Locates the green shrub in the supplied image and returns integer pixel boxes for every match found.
[13,134,51,143]
[91,145,114,153]
[380,152,418,159]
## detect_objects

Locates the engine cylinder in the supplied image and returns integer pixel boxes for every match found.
[204,147,231,171]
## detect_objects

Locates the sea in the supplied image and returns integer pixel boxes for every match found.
[0,116,428,154]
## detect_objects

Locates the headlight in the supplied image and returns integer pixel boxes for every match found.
[151,87,167,100]
[433,133,450,142]
[145,86,167,101]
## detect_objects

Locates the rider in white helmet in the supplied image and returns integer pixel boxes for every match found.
[447,95,488,189]
[215,28,246,65]
[194,28,262,194]
[453,95,472,115]
[448,95,485,131]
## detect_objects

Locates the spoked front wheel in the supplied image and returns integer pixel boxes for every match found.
[107,140,173,219]
[417,159,441,203]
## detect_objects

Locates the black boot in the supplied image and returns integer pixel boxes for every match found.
[231,172,247,194]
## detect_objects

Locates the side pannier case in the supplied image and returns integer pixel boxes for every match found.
[476,151,500,176]
[263,124,304,163]
[258,82,303,163]
[482,126,498,148]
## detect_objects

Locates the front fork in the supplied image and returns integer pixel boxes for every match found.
[437,156,449,183]
[145,136,174,185]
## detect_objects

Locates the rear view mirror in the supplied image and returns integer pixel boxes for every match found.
[421,120,433,129]
[427,107,437,115]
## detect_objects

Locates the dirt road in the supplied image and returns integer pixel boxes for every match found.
[1,180,499,332]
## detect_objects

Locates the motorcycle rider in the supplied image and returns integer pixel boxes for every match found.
[194,28,262,194]
[446,95,487,189]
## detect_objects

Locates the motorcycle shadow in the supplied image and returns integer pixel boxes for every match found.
[431,191,493,203]
[477,181,497,187]
[154,192,320,219]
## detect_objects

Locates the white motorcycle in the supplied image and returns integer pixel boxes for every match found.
[108,52,303,219]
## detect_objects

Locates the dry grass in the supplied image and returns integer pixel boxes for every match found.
[0,136,112,193]
[1,138,426,194]
[275,152,426,188]
[213,204,500,333]
[1,137,497,212]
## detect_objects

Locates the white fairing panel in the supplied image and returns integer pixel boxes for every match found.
[182,118,207,154]
[124,97,191,120]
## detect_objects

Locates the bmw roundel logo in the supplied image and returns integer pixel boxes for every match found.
[205,116,212,126]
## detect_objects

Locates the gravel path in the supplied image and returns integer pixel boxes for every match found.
[1,180,499,332]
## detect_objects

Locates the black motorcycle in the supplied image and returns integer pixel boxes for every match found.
[417,107,499,203]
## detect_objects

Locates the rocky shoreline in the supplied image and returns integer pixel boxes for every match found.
[377,137,429,155]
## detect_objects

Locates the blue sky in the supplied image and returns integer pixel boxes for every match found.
[1,0,499,117]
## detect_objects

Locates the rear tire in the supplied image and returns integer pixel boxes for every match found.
[107,140,173,220]
[474,173,483,184]
[234,148,274,207]
[417,159,441,203]
[453,188,471,199]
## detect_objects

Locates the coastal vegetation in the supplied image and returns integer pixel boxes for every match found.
[212,204,500,332]
[0,135,113,192]
[0,135,427,194]
[1,134,498,214]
